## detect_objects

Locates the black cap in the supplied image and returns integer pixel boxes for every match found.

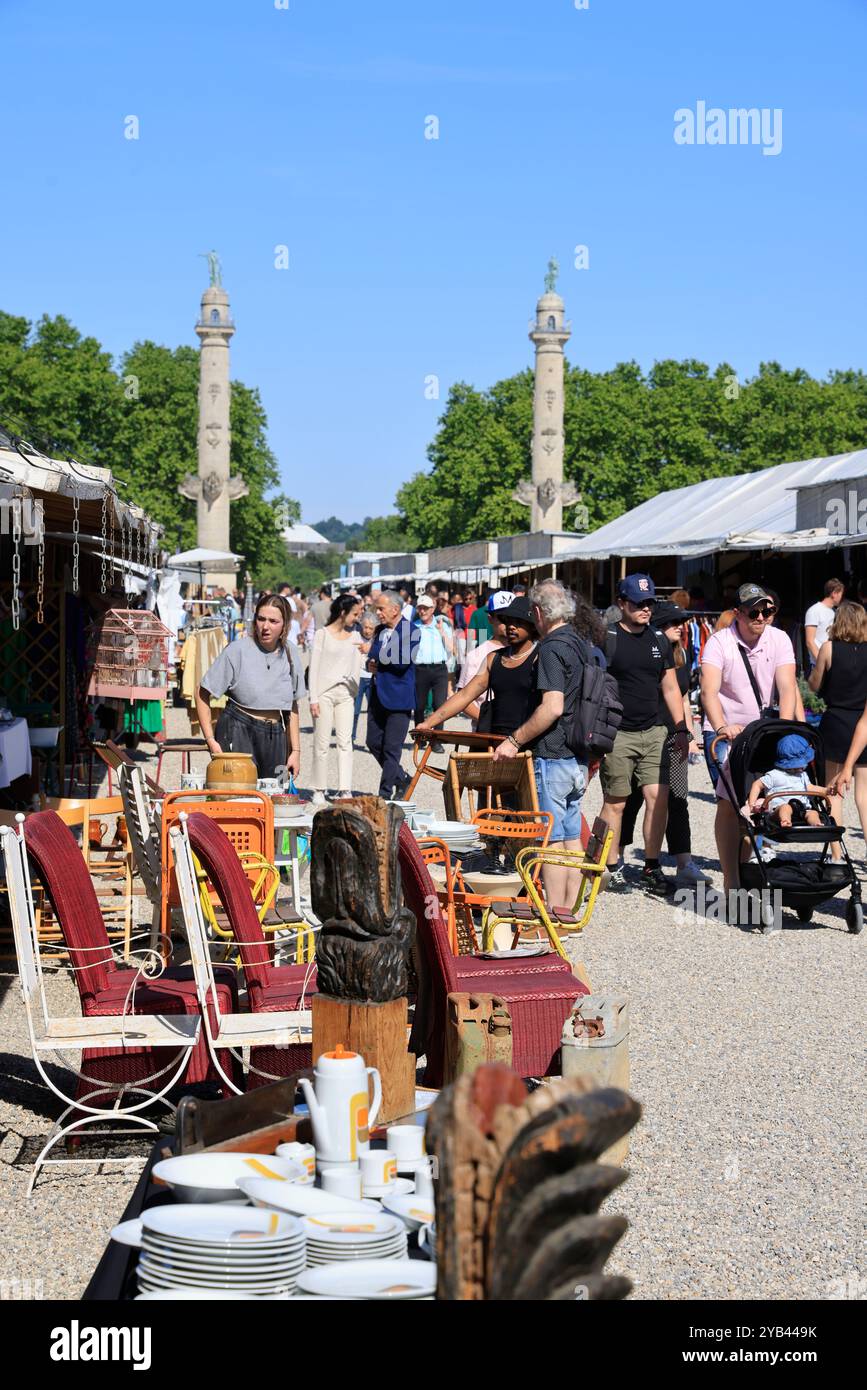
[653,601,689,628]
[496,595,538,629]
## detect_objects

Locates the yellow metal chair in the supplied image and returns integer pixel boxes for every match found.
[482,816,613,960]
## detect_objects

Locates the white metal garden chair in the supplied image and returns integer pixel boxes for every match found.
[1,818,200,1197]
[169,814,313,1094]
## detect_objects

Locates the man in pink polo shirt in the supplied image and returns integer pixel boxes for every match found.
[701,583,798,900]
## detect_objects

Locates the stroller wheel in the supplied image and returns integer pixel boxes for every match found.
[796,906,814,923]
[846,899,864,935]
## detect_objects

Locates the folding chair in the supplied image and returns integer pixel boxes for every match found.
[170,813,314,1094]
[482,816,613,959]
[1,818,200,1197]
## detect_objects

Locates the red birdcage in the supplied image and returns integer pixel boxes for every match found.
[87,609,173,701]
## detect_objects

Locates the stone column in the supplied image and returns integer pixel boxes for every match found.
[514,275,581,532]
[179,282,248,583]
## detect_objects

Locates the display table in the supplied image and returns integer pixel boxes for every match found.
[0,717,32,789]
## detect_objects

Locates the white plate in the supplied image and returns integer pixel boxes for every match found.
[135,1288,263,1301]
[389,1177,415,1195]
[295,1259,436,1300]
[142,1204,301,1246]
[476,944,551,959]
[301,1211,404,1246]
[380,1194,436,1231]
[152,1153,306,1203]
[138,1261,303,1288]
[239,1177,380,1218]
[139,1247,304,1275]
[110,1218,144,1248]
[141,1237,303,1266]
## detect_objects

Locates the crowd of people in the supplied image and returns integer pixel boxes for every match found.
[191,569,867,918]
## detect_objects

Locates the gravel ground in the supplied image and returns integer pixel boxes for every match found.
[1,695,863,1301]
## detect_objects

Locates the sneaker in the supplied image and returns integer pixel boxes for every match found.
[310,791,328,808]
[604,865,633,894]
[639,865,673,897]
[675,860,711,886]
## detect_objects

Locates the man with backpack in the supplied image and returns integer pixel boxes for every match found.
[492,578,592,909]
[599,574,691,895]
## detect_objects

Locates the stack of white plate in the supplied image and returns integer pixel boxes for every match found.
[415,820,482,852]
[294,1259,436,1299]
[151,1152,306,1202]
[136,1205,306,1297]
[302,1211,407,1266]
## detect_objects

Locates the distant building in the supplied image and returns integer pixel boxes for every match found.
[281,522,341,557]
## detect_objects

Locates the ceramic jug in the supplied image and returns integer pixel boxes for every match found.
[299,1046,382,1163]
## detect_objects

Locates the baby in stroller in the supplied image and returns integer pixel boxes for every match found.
[744,733,831,830]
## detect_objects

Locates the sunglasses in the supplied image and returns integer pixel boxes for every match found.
[625,599,654,611]
[745,605,777,620]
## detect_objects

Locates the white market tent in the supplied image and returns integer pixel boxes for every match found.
[559,449,867,562]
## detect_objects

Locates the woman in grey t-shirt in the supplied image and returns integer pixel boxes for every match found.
[195,593,304,780]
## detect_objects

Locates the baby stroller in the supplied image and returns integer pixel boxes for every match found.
[712,718,863,934]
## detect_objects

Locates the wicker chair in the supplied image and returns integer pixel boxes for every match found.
[19,810,242,1106]
[398,823,586,1086]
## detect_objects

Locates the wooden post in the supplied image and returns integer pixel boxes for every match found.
[312,994,416,1125]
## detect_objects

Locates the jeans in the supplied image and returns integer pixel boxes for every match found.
[352,675,372,742]
[703,730,728,789]
[366,688,412,799]
[534,757,588,842]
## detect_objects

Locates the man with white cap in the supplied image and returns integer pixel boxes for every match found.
[412,594,453,732]
[457,591,514,723]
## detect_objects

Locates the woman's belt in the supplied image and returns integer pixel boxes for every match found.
[227,699,285,726]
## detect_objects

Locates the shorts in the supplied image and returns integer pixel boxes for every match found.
[599,726,669,800]
[534,756,588,843]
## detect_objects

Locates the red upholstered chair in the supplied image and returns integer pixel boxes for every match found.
[398,822,586,1085]
[184,813,316,1086]
[22,810,241,1099]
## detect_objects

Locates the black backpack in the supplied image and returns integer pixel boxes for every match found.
[566,632,624,757]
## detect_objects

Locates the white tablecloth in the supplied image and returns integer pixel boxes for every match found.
[0,718,32,789]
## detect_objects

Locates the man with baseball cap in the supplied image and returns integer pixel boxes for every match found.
[701,581,797,906]
[412,593,453,732]
[600,574,691,895]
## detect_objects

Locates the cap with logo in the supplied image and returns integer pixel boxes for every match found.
[487,590,515,613]
[617,573,656,604]
[736,583,771,608]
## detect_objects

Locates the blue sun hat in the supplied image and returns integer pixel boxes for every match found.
[776,733,813,770]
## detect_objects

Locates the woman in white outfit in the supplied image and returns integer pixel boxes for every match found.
[308,594,362,804]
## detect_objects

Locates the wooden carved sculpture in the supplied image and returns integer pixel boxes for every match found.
[426,1064,641,1300]
[311,797,415,1002]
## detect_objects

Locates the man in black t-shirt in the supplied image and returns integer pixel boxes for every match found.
[600,574,690,895]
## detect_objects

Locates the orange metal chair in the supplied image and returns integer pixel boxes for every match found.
[158,790,275,946]
[415,838,461,955]
[446,809,554,952]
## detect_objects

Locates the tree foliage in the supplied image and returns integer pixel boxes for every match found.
[397,359,867,547]
[0,310,298,580]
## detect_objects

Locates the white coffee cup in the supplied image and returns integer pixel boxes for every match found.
[275,1141,316,1184]
[319,1164,362,1200]
[407,1157,435,1202]
[359,1150,397,1191]
[386,1124,425,1161]
[180,771,205,790]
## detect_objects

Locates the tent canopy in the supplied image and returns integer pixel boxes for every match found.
[559,449,867,562]
[166,548,243,566]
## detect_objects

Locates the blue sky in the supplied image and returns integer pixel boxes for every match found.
[2,0,865,523]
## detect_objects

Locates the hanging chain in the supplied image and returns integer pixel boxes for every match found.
[72,491,80,593]
[100,492,108,594]
[109,495,116,590]
[36,511,45,624]
[11,494,21,632]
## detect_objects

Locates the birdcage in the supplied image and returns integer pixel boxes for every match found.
[87,609,173,700]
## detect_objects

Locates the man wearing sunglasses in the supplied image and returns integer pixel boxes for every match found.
[701,582,798,907]
[599,574,691,895]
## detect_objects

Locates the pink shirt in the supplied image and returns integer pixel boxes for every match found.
[701,623,796,731]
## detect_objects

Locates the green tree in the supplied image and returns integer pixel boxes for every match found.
[357,515,419,552]
[400,358,867,545]
[0,312,300,580]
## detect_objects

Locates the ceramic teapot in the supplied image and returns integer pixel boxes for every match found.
[298,1046,382,1164]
